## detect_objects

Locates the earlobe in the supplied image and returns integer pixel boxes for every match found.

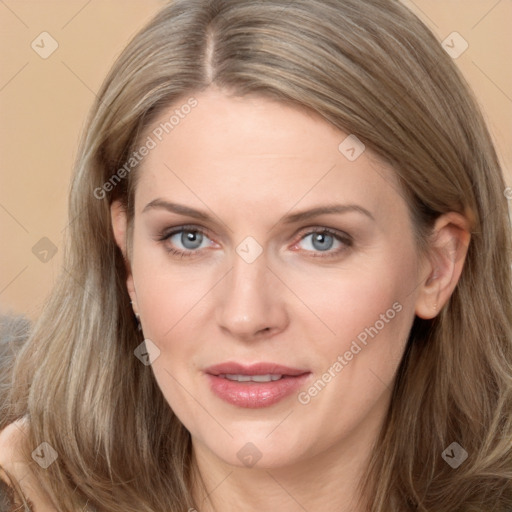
[415,212,471,320]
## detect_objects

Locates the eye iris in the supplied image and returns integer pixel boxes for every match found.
[312,232,334,251]
[181,230,203,249]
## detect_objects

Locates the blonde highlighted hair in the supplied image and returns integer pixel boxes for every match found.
[5,0,512,510]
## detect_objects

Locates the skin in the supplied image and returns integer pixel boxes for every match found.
[0,420,56,511]
[111,87,470,512]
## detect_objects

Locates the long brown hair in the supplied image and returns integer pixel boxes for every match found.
[5,0,512,510]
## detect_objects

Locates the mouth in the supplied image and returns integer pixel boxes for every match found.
[204,362,311,408]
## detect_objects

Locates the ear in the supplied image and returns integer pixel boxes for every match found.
[415,212,471,319]
[110,200,138,314]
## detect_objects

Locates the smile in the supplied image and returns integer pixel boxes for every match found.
[204,362,311,408]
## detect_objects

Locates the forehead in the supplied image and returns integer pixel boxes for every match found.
[134,88,404,221]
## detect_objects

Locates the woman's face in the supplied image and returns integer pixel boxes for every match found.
[112,87,431,470]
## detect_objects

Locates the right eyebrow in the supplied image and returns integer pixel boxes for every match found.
[141,199,211,221]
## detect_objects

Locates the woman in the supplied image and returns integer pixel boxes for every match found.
[1,0,511,510]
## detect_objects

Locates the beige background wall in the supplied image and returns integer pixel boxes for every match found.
[1,0,511,320]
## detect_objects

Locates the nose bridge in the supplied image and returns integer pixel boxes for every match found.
[215,244,287,338]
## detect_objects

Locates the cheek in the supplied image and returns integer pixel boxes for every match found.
[132,257,206,413]
[295,261,409,335]
[288,251,418,390]
[131,246,217,409]
[132,240,215,343]
[289,264,416,445]
[136,274,205,342]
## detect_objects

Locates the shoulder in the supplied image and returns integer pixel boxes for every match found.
[0,419,57,512]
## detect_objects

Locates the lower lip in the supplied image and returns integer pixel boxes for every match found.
[206,373,311,408]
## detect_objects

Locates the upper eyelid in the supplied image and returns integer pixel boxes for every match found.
[159,224,209,237]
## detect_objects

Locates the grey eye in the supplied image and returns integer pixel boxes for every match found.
[298,232,341,253]
[169,230,206,250]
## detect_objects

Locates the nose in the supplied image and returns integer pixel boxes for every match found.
[215,251,289,341]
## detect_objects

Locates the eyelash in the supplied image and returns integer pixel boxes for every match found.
[156,224,353,259]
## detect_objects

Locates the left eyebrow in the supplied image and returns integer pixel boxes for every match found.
[280,204,375,224]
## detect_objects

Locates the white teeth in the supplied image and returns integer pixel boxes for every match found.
[223,374,283,382]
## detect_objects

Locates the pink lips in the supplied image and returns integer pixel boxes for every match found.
[204,362,311,408]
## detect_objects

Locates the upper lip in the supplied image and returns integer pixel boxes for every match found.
[205,362,309,377]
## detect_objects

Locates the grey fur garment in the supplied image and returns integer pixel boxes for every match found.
[0,313,32,512]
[0,313,30,425]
